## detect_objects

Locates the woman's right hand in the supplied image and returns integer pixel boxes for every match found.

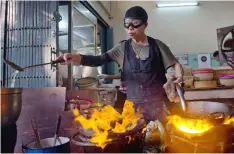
[56,53,81,65]
[97,74,107,84]
[97,74,107,79]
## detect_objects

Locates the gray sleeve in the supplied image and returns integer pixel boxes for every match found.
[156,39,178,70]
[106,42,125,67]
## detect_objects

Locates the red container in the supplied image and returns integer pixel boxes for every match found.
[68,98,93,110]
[192,68,214,74]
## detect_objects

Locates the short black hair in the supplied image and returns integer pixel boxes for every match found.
[213,51,219,57]
[124,6,148,23]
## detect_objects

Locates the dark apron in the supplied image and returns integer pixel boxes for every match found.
[121,37,168,123]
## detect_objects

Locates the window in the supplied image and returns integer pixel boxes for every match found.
[72,2,98,81]
[58,1,104,88]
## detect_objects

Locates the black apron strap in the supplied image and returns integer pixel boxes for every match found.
[120,39,131,82]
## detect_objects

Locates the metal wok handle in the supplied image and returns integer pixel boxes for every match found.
[207,112,225,120]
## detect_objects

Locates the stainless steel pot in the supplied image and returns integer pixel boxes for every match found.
[1,88,22,126]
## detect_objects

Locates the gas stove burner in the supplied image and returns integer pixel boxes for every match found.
[167,123,234,141]
[165,123,234,153]
[71,131,145,153]
[70,119,146,153]
[166,134,234,153]
[76,118,145,140]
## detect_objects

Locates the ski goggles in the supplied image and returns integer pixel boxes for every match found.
[123,18,146,29]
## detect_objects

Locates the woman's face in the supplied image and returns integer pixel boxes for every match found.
[124,19,147,38]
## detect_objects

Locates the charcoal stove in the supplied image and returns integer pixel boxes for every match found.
[164,123,234,153]
[71,119,146,153]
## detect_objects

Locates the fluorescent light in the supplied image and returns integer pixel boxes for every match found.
[157,2,198,8]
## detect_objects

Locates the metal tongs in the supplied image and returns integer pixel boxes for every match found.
[31,117,42,148]
[175,82,187,112]
[3,58,71,72]
[53,115,62,146]
[172,76,187,112]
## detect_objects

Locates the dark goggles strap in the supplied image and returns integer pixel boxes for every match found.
[124,22,145,29]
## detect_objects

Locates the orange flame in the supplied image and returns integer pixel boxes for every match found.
[73,100,142,149]
[167,115,213,134]
[223,116,234,125]
[167,115,234,135]
[73,108,79,117]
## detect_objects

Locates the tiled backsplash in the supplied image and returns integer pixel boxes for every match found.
[180,53,220,68]
[113,53,222,74]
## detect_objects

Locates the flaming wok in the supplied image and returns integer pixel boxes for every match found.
[165,82,234,135]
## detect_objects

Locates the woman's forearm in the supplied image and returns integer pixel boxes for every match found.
[71,52,113,67]
[80,54,112,67]
[104,74,121,79]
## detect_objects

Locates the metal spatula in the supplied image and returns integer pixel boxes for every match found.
[3,59,24,71]
[3,58,71,72]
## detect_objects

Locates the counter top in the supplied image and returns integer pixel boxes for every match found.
[184,87,234,100]
[212,66,233,70]
[184,86,234,91]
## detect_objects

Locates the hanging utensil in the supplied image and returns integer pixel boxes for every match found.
[3,59,24,72]
[53,115,62,146]
[31,117,42,148]
[3,58,72,72]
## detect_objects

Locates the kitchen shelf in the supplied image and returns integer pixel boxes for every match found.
[184,86,234,91]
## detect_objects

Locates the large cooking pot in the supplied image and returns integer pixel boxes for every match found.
[1,88,23,126]
[75,77,98,90]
